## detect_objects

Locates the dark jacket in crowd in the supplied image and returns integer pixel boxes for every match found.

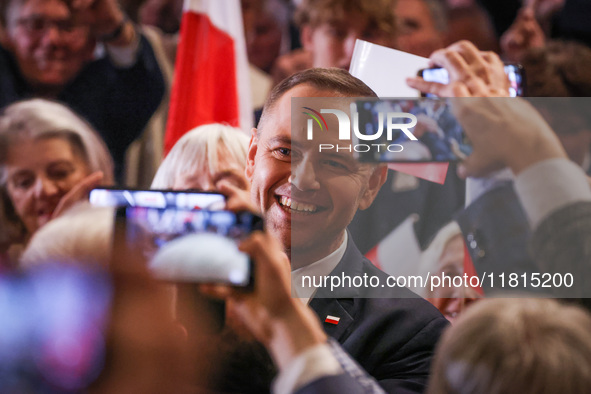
[0,35,166,181]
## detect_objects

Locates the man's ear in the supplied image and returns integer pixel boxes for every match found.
[359,165,388,210]
[245,127,258,182]
[300,24,315,51]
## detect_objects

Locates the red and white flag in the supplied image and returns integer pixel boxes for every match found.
[325,315,341,325]
[165,0,252,154]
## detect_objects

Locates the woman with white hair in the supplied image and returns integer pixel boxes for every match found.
[0,99,114,263]
[151,123,252,210]
[152,123,249,190]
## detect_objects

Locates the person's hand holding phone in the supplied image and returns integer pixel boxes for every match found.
[452,97,567,178]
[413,113,444,139]
[403,40,564,177]
[216,179,259,213]
[407,40,511,97]
[200,231,328,369]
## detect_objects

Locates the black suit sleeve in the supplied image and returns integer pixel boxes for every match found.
[530,201,591,297]
[372,314,449,393]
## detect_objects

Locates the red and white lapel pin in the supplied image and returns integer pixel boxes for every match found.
[325,315,340,325]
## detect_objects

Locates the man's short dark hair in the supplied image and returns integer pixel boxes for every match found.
[258,67,377,131]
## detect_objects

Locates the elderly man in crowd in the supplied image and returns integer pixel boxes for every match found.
[0,0,165,179]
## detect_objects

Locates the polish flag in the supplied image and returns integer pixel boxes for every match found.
[325,315,341,325]
[164,0,252,154]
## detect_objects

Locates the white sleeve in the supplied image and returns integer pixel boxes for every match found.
[514,158,591,228]
[272,342,343,394]
[104,30,141,68]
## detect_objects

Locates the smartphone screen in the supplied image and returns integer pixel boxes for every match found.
[419,64,525,97]
[116,207,262,287]
[90,188,226,210]
[352,98,472,163]
[504,64,525,97]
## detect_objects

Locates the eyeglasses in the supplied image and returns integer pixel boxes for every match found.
[15,17,86,38]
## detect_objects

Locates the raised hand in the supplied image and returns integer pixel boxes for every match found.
[67,0,135,46]
[200,231,328,368]
[451,97,566,178]
[51,171,104,219]
[407,40,510,98]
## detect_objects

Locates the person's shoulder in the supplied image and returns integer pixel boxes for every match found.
[341,282,448,392]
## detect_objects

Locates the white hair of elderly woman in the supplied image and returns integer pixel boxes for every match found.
[20,202,114,268]
[0,99,114,185]
[151,124,249,189]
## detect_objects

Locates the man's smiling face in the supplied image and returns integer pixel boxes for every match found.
[3,0,93,91]
[246,84,386,265]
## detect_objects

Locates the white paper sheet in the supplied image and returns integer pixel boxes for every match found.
[349,39,430,97]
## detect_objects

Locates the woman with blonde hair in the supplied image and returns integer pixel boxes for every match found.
[0,99,114,263]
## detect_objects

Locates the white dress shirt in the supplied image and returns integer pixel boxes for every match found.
[290,232,348,305]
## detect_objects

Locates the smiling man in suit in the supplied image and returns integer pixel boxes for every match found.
[245,67,448,393]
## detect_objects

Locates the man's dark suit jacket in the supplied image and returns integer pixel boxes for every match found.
[530,201,591,298]
[455,182,590,299]
[454,182,541,295]
[306,238,449,393]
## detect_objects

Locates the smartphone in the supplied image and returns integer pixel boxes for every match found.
[90,187,226,210]
[352,98,472,163]
[115,207,263,288]
[0,264,111,392]
[417,64,525,97]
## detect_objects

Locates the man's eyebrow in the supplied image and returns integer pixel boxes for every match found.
[321,151,357,163]
[8,169,30,179]
[267,136,305,149]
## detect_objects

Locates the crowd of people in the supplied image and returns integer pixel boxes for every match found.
[1,0,591,392]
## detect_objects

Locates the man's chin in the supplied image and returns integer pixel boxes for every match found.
[289,233,338,263]
[38,76,70,88]
[265,226,323,258]
[29,70,75,92]
[265,216,339,262]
